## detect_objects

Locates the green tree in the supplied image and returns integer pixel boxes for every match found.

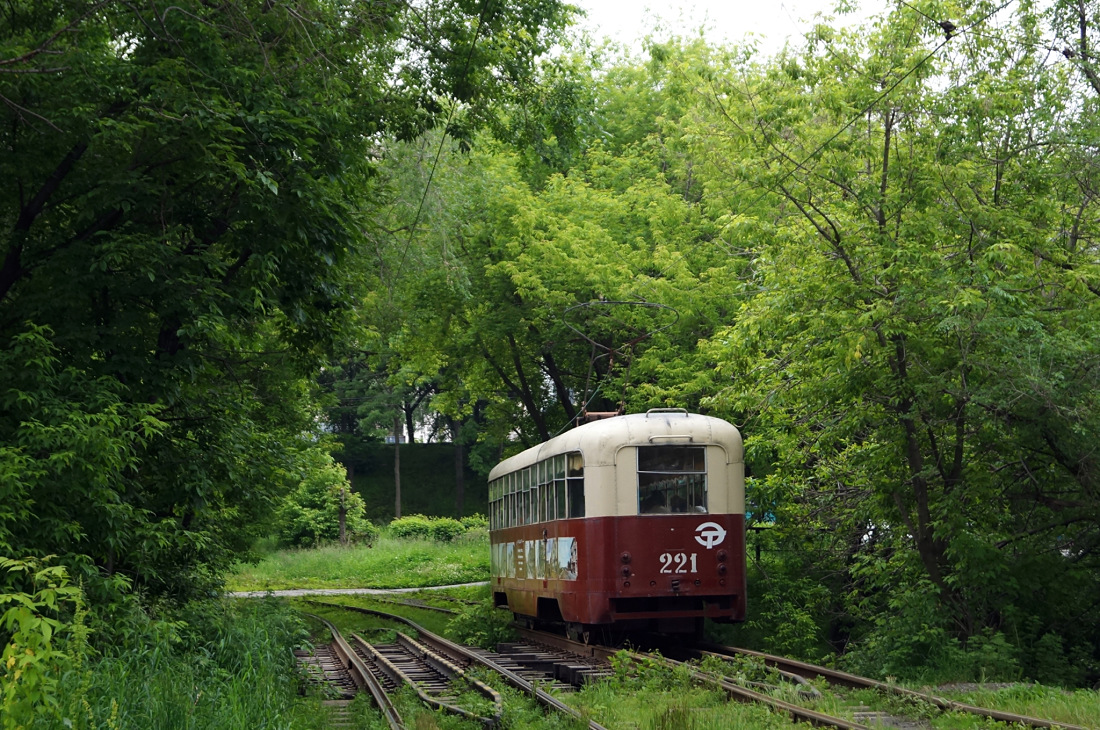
[0,0,572,602]
[274,451,374,548]
[676,1,1100,678]
[366,42,751,452]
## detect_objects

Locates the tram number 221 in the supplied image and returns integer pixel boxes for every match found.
[658,552,698,574]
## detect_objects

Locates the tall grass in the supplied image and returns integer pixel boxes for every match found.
[45,599,317,729]
[936,683,1100,727]
[228,532,490,591]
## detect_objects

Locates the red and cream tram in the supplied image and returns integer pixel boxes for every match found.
[488,409,746,637]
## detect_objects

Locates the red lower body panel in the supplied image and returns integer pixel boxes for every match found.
[490,514,745,629]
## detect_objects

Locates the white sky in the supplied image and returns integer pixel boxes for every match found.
[572,0,888,55]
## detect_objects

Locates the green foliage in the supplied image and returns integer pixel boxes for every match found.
[0,557,82,729]
[659,3,1100,684]
[445,602,516,649]
[53,598,308,729]
[0,327,162,600]
[0,0,573,609]
[274,451,376,548]
[645,705,695,730]
[388,515,434,540]
[8,0,1100,692]
[428,518,466,542]
[388,514,476,542]
[459,514,489,531]
[608,651,696,694]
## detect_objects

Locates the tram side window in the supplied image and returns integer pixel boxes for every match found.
[494,481,500,530]
[638,445,707,515]
[566,451,584,518]
[543,484,552,522]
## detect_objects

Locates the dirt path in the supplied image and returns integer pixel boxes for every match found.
[229,581,488,598]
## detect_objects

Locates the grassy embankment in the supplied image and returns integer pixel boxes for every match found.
[227,531,489,591]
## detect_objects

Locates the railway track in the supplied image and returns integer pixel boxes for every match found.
[302,603,1091,730]
[515,626,877,730]
[691,643,1093,730]
[303,600,612,730]
[513,626,1094,730]
[351,630,502,726]
[299,613,403,729]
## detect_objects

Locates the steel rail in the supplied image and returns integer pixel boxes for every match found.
[302,612,404,730]
[512,626,862,728]
[366,595,459,615]
[621,650,873,730]
[702,643,1093,730]
[351,631,503,727]
[305,600,611,730]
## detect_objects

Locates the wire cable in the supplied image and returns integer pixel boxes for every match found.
[738,0,1018,210]
[396,0,495,278]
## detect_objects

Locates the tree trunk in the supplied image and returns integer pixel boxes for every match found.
[506,334,550,440]
[543,350,577,422]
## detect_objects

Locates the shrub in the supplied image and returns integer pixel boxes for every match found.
[460,513,488,530]
[429,518,466,542]
[447,602,515,649]
[390,514,483,541]
[1,557,82,729]
[389,514,434,539]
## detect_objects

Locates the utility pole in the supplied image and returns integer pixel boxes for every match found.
[393,413,402,519]
[452,418,464,518]
[338,486,347,545]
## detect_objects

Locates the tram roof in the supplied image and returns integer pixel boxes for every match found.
[488,411,742,479]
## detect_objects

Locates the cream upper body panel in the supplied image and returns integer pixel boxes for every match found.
[488,411,744,519]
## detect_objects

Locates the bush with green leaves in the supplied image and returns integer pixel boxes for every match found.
[388,514,434,539]
[429,517,466,542]
[274,451,376,548]
[1,557,82,729]
[460,514,489,530]
[447,602,516,649]
[389,514,479,542]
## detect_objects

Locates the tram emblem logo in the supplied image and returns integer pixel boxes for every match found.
[694,522,726,549]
